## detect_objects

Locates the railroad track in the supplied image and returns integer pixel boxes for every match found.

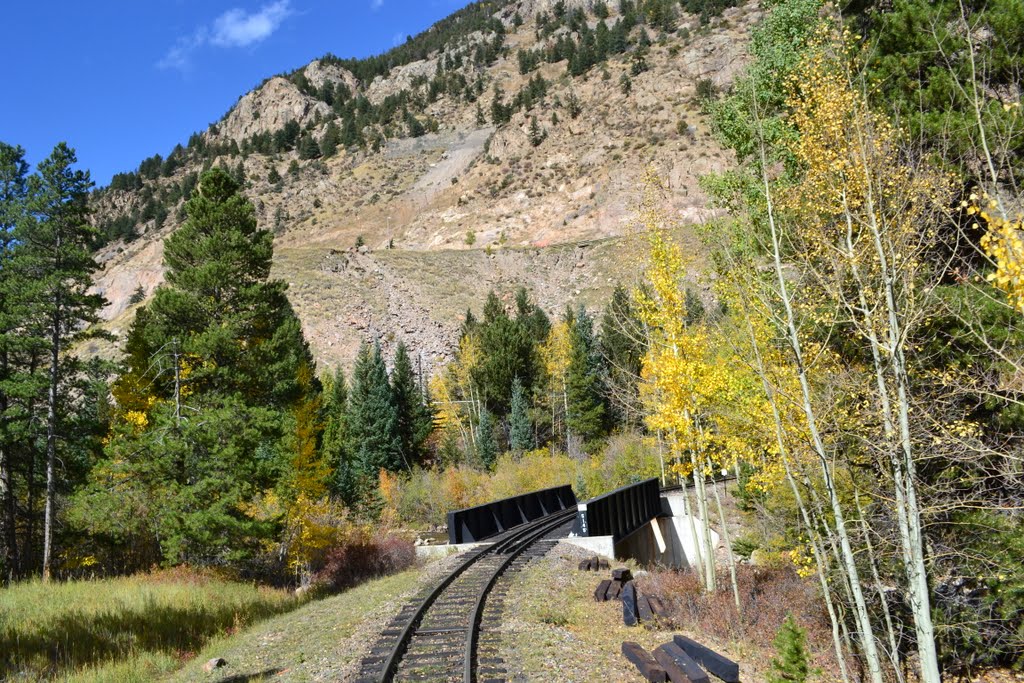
[356,507,577,683]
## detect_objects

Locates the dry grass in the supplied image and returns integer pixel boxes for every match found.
[640,565,852,681]
[0,567,299,682]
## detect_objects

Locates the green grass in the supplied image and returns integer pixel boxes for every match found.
[166,567,423,682]
[0,568,300,682]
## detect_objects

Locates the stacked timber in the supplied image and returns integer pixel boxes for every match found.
[621,637,740,683]
[577,556,611,571]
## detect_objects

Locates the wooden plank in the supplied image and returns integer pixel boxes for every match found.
[647,595,668,617]
[654,643,710,683]
[598,558,610,570]
[578,559,592,571]
[594,579,612,602]
[622,581,639,626]
[606,579,623,600]
[672,635,740,683]
[637,593,655,626]
[622,642,668,682]
[612,567,633,582]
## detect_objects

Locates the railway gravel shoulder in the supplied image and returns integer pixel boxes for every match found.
[166,555,467,683]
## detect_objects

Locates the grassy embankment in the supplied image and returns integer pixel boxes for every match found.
[0,568,299,682]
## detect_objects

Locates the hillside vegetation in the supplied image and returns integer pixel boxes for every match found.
[1,0,1023,681]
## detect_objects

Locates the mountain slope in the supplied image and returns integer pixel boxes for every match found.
[88,0,761,372]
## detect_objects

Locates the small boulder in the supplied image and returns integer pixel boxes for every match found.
[203,658,227,672]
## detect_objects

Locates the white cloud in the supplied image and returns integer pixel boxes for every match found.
[212,1,292,47]
[158,1,292,70]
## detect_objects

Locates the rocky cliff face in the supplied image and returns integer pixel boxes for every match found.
[217,77,329,143]
[88,0,760,372]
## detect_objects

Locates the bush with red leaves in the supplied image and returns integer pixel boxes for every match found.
[310,534,416,594]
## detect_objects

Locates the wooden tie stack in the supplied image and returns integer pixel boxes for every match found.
[576,561,740,681]
[591,567,667,628]
[622,636,740,683]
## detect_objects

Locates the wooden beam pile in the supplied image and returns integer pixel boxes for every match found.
[591,567,667,630]
[622,636,740,683]
[577,556,611,571]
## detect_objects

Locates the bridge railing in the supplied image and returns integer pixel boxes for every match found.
[447,484,577,544]
[572,477,662,542]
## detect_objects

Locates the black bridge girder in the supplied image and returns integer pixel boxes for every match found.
[571,478,661,542]
[446,484,577,544]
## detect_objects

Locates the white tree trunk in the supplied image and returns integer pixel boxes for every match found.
[758,136,885,683]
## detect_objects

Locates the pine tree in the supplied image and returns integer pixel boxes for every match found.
[514,286,550,344]
[298,133,320,160]
[346,342,401,492]
[476,408,498,469]
[565,305,607,445]
[768,614,814,683]
[320,121,341,158]
[474,292,539,416]
[391,342,433,466]
[509,376,532,452]
[600,284,646,427]
[620,73,633,95]
[15,144,104,579]
[529,116,546,146]
[0,142,29,581]
[77,168,316,566]
[322,367,352,496]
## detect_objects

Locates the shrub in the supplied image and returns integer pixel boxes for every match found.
[639,566,848,675]
[695,78,717,102]
[310,533,415,594]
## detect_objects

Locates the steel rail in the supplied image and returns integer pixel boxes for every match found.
[375,507,575,683]
[461,508,576,682]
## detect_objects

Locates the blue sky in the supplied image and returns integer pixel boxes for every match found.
[2,0,471,186]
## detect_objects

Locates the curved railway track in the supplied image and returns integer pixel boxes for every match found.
[356,507,577,683]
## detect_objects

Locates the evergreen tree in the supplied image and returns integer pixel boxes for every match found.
[298,133,321,160]
[565,305,607,445]
[391,342,434,466]
[322,366,353,497]
[474,292,539,416]
[345,342,401,494]
[0,142,29,581]
[529,116,546,147]
[320,121,341,158]
[476,408,498,469]
[15,144,105,579]
[768,614,815,683]
[490,87,511,125]
[620,73,633,95]
[600,284,645,427]
[76,168,316,566]
[509,376,532,452]
[514,286,550,344]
